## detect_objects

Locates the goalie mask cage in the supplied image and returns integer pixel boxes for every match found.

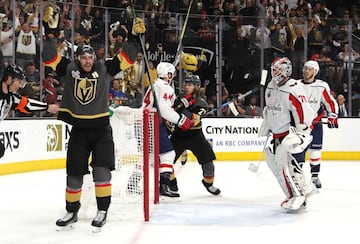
[81,107,159,222]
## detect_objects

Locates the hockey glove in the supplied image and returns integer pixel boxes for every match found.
[177,114,193,131]
[327,113,338,129]
[180,94,196,108]
[43,4,60,36]
[132,17,146,35]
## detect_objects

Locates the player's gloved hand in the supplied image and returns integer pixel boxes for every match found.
[177,114,193,131]
[180,94,196,108]
[132,17,146,35]
[43,4,60,36]
[327,112,338,128]
[295,123,311,133]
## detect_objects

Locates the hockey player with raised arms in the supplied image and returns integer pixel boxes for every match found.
[142,62,193,197]
[41,4,146,230]
[0,64,59,158]
[259,57,315,212]
[300,60,339,188]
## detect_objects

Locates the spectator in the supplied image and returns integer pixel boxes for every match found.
[42,68,59,117]
[109,78,127,106]
[224,94,246,117]
[338,43,360,69]
[270,21,288,58]
[0,22,14,66]
[307,17,325,59]
[15,22,37,70]
[143,60,158,89]
[124,81,142,108]
[336,94,348,117]
[328,21,349,59]
[133,52,145,89]
[245,95,263,117]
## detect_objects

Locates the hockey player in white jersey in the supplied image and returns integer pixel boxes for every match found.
[259,57,315,212]
[142,62,193,197]
[300,60,339,188]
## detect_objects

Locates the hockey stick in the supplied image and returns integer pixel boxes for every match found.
[248,135,270,173]
[206,87,260,115]
[172,0,193,67]
[128,2,163,119]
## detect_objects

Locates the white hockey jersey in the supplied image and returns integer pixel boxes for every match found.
[142,79,180,124]
[301,79,338,121]
[265,78,314,135]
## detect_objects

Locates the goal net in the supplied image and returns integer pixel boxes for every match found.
[81,106,159,222]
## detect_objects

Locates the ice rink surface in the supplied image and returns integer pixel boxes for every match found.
[0,160,359,244]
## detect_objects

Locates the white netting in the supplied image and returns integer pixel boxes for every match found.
[80,106,157,221]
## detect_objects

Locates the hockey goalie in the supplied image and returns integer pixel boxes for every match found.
[259,57,315,212]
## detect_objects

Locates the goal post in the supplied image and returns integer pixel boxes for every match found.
[81,106,159,222]
[111,106,160,221]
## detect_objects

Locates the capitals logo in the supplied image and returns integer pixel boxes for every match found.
[47,124,62,151]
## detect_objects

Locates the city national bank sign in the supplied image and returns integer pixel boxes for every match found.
[202,118,266,152]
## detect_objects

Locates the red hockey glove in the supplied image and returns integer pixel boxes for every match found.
[327,113,338,129]
[180,94,196,108]
[177,114,193,131]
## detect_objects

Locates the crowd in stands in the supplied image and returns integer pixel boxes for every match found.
[1,0,360,117]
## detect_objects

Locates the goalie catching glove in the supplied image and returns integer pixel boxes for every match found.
[132,17,146,35]
[282,126,313,154]
[327,112,338,129]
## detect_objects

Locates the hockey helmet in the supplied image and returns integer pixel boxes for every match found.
[184,75,201,87]
[76,44,96,60]
[2,64,27,88]
[303,60,319,76]
[271,57,292,85]
[157,62,176,81]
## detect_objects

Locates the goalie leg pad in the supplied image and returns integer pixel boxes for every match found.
[266,142,292,199]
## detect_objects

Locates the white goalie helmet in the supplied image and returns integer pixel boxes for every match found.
[156,62,176,81]
[282,132,313,154]
[303,60,319,76]
[271,57,292,85]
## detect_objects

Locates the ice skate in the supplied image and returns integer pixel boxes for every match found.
[160,184,180,197]
[91,210,107,233]
[281,196,306,213]
[202,180,221,195]
[180,152,187,165]
[168,178,179,193]
[56,211,78,231]
[312,177,322,188]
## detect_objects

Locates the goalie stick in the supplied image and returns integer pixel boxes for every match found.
[207,70,268,115]
[206,87,260,115]
[248,135,270,173]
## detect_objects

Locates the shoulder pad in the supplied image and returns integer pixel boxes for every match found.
[194,98,208,109]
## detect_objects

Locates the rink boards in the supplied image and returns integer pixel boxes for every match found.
[0,117,359,175]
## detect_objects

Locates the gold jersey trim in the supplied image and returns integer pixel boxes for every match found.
[59,108,109,119]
